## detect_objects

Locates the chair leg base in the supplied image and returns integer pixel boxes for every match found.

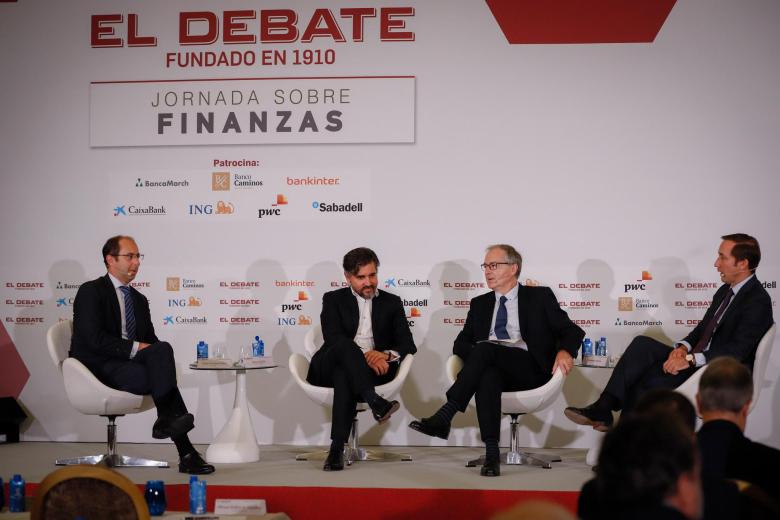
[55,453,169,468]
[295,448,412,464]
[466,451,560,469]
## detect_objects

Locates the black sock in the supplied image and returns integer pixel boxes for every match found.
[360,389,381,408]
[432,400,458,425]
[329,440,345,453]
[485,439,500,461]
[595,392,619,412]
[173,434,195,458]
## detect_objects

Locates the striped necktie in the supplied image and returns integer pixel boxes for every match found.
[119,286,136,341]
[692,288,734,353]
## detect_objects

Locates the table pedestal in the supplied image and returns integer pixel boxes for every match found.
[206,369,260,463]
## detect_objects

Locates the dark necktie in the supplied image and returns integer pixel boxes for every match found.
[494,295,510,340]
[692,288,734,353]
[119,286,137,341]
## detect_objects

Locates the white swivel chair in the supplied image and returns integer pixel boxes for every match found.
[677,323,776,414]
[289,325,414,465]
[586,323,776,467]
[46,320,168,468]
[446,354,566,469]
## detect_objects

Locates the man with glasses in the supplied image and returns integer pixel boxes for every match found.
[409,244,583,476]
[70,235,214,474]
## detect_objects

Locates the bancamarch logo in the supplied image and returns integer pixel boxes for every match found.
[163,315,207,325]
[312,201,364,213]
[56,282,82,290]
[113,204,167,216]
[614,318,663,326]
[136,178,189,188]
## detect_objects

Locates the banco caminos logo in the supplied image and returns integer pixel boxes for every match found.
[166,278,180,291]
[233,174,263,189]
[212,172,230,191]
[618,297,633,311]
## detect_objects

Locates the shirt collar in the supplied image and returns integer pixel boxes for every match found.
[107,273,124,289]
[730,274,754,295]
[494,283,519,301]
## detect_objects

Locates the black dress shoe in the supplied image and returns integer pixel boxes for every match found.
[564,405,613,432]
[481,456,500,477]
[179,451,215,475]
[323,447,344,471]
[371,398,400,423]
[408,417,451,440]
[153,413,195,439]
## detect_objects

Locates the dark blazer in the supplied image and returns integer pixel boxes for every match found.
[307,287,416,386]
[682,276,772,370]
[698,419,780,499]
[453,284,584,373]
[69,274,158,376]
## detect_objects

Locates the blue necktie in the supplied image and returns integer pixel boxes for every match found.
[494,295,510,340]
[119,286,136,341]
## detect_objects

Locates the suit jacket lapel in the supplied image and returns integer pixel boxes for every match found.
[717,277,756,326]
[478,293,495,340]
[102,274,122,331]
[516,285,528,342]
[344,288,360,337]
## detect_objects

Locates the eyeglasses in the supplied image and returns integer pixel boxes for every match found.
[114,253,144,261]
[480,262,511,271]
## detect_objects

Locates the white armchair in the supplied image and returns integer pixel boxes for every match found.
[46,320,168,468]
[447,354,565,469]
[289,325,414,465]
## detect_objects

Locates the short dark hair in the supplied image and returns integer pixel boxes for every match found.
[633,389,696,432]
[102,235,133,267]
[486,244,523,278]
[596,414,697,508]
[343,247,380,276]
[721,233,761,271]
[698,356,753,414]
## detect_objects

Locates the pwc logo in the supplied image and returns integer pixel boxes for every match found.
[258,194,287,218]
[486,0,676,44]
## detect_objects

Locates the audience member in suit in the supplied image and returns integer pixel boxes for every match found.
[409,244,584,476]
[566,233,773,431]
[70,235,214,474]
[697,357,780,501]
[307,247,416,471]
[588,412,703,519]
[579,389,742,520]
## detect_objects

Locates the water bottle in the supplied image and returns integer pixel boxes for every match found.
[0,476,4,511]
[196,340,208,360]
[600,337,608,358]
[189,476,202,514]
[252,335,264,357]
[582,338,593,357]
[9,473,25,512]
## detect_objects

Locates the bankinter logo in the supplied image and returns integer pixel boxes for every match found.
[212,172,230,191]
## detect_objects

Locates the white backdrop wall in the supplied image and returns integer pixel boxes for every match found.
[1,1,779,450]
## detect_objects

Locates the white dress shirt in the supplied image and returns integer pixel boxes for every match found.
[108,273,140,358]
[488,283,529,351]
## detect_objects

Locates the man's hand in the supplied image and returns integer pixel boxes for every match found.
[365,350,389,376]
[669,345,687,360]
[553,350,574,376]
[662,356,690,375]
[138,342,151,351]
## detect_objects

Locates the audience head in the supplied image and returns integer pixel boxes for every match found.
[697,356,753,423]
[597,414,702,519]
[633,388,697,431]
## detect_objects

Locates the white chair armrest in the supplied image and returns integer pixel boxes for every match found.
[376,354,414,399]
[62,358,146,416]
[288,353,334,408]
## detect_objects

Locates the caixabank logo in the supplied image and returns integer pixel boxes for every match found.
[113,204,167,216]
[384,278,430,289]
[55,297,75,308]
[163,315,207,325]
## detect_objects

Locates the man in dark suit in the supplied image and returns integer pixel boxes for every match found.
[697,357,780,500]
[70,235,214,474]
[307,247,416,471]
[409,244,584,476]
[565,233,773,431]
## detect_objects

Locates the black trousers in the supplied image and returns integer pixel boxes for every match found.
[99,341,188,418]
[603,335,698,412]
[308,345,397,442]
[446,342,550,443]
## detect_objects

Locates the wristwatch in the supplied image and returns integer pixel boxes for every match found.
[685,353,696,368]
